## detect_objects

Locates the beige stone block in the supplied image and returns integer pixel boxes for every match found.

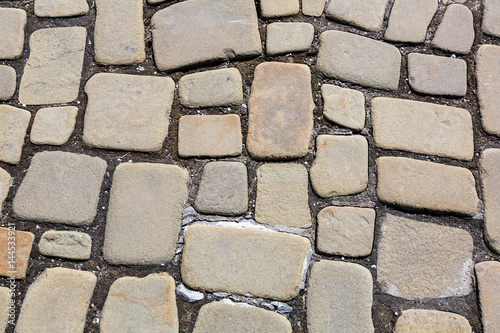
[0,228,34,279]
[260,0,299,18]
[322,84,365,131]
[0,65,16,101]
[0,287,9,332]
[326,0,390,32]
[385,0,438,43]
[266,22,314,56]
[395,309,472,333]
[30,106,78,146]
[0,8,26,59]
[431,4,474,54]
[476,45,500,136]
[302,0,325,16]
[480,149,500,254]
[39,230,92,260]
[0,168,11,214]
[0,105,31,165]
[475,261,500,333]
[483,0,500,38]
[34,0,89,17]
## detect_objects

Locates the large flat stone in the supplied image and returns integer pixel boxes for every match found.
[0,105,31,165]
[431,4,474,54]
[0,228,34,279]
[322,84,365,131]
[302,0,325,16]
[30,106,78,146]
[395,309,472,333]
[475,261,500,333]
[480,149,500,254]
[325,0,390,32]
[34,0,89,17]
[0,287,9,332]
[266,22,314,56]
[0,65,16,101]
[0,168,11,214]
[0,8,26,59]
[260,0,299,18]
[476,45,500,136]
[39,230,92,260]
[483,0,500,38]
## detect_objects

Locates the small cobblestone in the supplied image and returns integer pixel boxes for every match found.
[301,0,325,16]
[266,22,314,56]
[480,149,500,254]
[482,0,500,38]
[475,261,500,333]
[260,0,300,18]
[431,4,474,54]
[0,105,31,165]
[39,230,92,260]
[34,0,89,17]
[0,228,34,279]
[395,309,472,333]
[0,168,11,214]
[0,287,8,332]
[0,65,16,101]
[30,106,78,146]
[321,84,365,131]
[325,0,389,32]
[0,8,26,59]
[476,44,500,136]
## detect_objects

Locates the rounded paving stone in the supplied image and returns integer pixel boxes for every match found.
[0,105,31,165]
[0,8,27,60]
[0,65,16,101]
[39,230,92,260]
[395,309,472,333]
[480,149,500,254]
[266,22,314,56]
[30,106,78,146]
[475,261,500,332]
[431,4,475,54]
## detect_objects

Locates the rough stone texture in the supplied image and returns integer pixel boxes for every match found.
[443,0,466,3]
[310,135,368,197]
[83,73,175,152]
[476,45,500,136]
[101,273,178,333]
[371,98,474,160]
[376,157,478,216]
[483,0,500,38]
[302,0,325,16]
[475,261,500,333]
[480,149,500,254]
[247,62,314,159]
[0,8,26,59]
[307,260,374,333]
[0,65,16,101]
[322,84,365,131]
[316,207,376,257]
[377,214,474,300]
[18,27,86,105]
[39,230,92,260]
[255,163,311,228]
[178,115,242,158]
[178,68,243,108]
[260,0,300,18]
[30,106,78,146]
[151,0,261,71]
[104,163,188,265]
[181,225,311,301]
[0,168,11,214]
[0,228,34,279]
[15,267,96,333]
[0,287,9,332]
[395,309,472,333]
[266,22,314,56]
[0,105,31,165]
[193,302,292,333]
[13,151,107,226]
[195,161,248,216]
[34,0,89,17]
[325,0,390,32]
[431,4,474,54]
[317,31,401,91]
[94,0,144,65]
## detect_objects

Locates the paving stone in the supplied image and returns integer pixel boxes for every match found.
[384,0,438,43]
[260,0,299,18]
[310,135,368,197]
[39,230,92,260]
[475,261,500,333]
[151,0,261,71]
[317,31,401,91]
[255,163,311,228]
[148,0,166,4]
[0,228,34,279]
[376,157,478,216]
[83,73,175,152]
[0,168,11,214]
[13,151,107,226]
[480,149,500,254]
[443,0,466,3]
[302,0,325,16]
[0,65,16,101]
[266,22,314,56]
[483,0,500,38]
[431,4,474,54]
[377,214,474,299]
[178,68,243,108]
[30,106,78,146]
[181,225,311,300]
[247,62,314,159]
[104,163,188,265]
[476,45,500,136]
[395,309,472,333]
[195,161,248,216]
[0,8,26,59]
[371,98,474,160]
[0,287,8,332]
[307,260,374,333]
[193,302,292,333]
[34,0,89,17]
[101,273,178,332]
[94,0,144,65]
[18,27,86,105]
[316,206,375,257]
[322,84,365,131]
[325,0,390,32]
[178,115,242,158]
[15,267,96,333]
[0,105,31,165]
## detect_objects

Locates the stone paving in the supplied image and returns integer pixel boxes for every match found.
[1,0,500,332]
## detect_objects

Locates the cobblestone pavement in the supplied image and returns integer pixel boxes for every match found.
[1,0,500,332]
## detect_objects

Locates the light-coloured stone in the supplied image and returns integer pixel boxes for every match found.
[475,261,500,333]
[260,0,299,17]
[0,168,11,214]
[16,267,96,333]
[395,309,472,333]
[317,31,401,91]
[0,287,9,332]
[307,260,374,333]
[371,98,474,160]
[0,65,16,101]
[326,0,390,32]
[34,0,89,17]
[476,45,500,136]
[302,0,325,16]
[0,228,34,279]
[13,151,107,226]
[182,225,311,301]
[480,149,500,254]
[443,0,466,3]
[483,0,500,38]
[101,273,178,333]
[39,230,92,260]
[376,157,478,216]
[266,23,314,56]
[104,163,188,265]
[255,163,311,228]
[247,62,314,159]
[431,4,474,54]
[322,84,365,131]
[83,73,175,152]
[377,214,474,299]
[30,106,78,146]
[0,105,31,165]
[0,8,26,59]
[385,0,438,43]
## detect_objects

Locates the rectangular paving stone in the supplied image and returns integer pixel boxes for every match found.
[376,157,478,216]
[431,4,474,54]
[475,261,500,333]
[181,225,311,301]
[0,228,34,279]
[0,287,9,332]
[0,65,16,101]
[371,97,474,160]
[260,0,299,18]
[0,168,12,214]
[0,8,26,59]
[477,45,500,136]
[39,230,92,260]
[480,149,500,254]
[483,0,500,38]
[322,84,366,131]
[34,0,89,17]
[0,105,31,165]
[325,0,390,32]
[266,22,314,56]
[302,0,325,16]
[395,310,472,333]
[30,106,78,146]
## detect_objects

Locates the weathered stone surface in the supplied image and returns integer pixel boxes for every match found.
[302,0,325,16]
[317,31,401,90]
[83,73,175,152]
[104,163,188,265]
[376,157,478,216]
[151,0,261,71]
[247,62,314,159]
[371,98,474,160]
[30,106,78,146]
[431,4,474,54]
[101,273,178,332]
[0,105,30,165]
[39,230,92,260]
[94,0,144,65]
[325,0,389,32]
[0,228,34,279]
[266,23,314,56]
[34,0,89,17]
[377,214,474,299]
[307,260,374,333]
[480,149,500,254]
[475,261,500,333]
[179,68,243,108]
[13,151,107,226]
[0,8,26,59]
[0,168,11,213]
[476,45,500,136]
[322,84,365,130]
[395,309,472,333]
[193,302,292,333]
[16,267,96,333]
[0,287,9,332]
[182,225,311,300]
[255,163,311,228]
[443,0,466,3]
[260,0,299,17]
[178,115,242,158]
[310,135,368,197]
[0,65,16,101]
[195,161,248,216]
[18,27,86,105]
[384,0,438,43]
[483,0,500,38]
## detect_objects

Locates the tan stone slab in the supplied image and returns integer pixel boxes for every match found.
[302,0,325,16]
[266,22,314,56]
[104,163,188,265]
[34,0,89,17]
[247,62,314,159]
[0,65,16,101]
[376,157,478,216]
[30,106,78,146]
[0,105,31,165]
[39,230,92,260]
[255,163,311,228]
[0,8,26,59]
[431,4,474,54]
[395,309,472,333]
[182,225,311,301]
[480,149,500,254]
[322,84,365,131]
[307,260,374,333]
[371,98,474,160]
[385,0,438,43]
[16,267,96,333]
[260,0,299,18]
[0,228,34,279]
[325,0,390,32]
[0,168,12,214]
[483,0,500,38]
[475,261,500,333]
[476,45,500,136]
[0,287,9,332]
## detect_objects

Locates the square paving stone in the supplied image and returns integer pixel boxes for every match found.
[0,287,8,332]
[39,230,92,260]
[483,0,500,38]
[0,65,17,101]
[476,44,500,136]
[431,4,474,54]
[395,309,472,333]
[302,0,326,16]
[0,8,27,59]
[34,0,89,17]
[0,228,34,279]
[325,0,390,32]
[322,84,365,131]
[475,261,500,332]
[0,105,31,165]
[30,106,78,146]
[480,149,500,254]
[266,22,314,56]
[260,0,299,17]
[0,168,12,214]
